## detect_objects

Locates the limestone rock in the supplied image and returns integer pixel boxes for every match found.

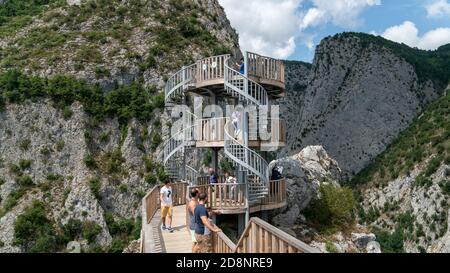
[269,146,341,227]
[67,241,81,253]
[351,233,376,249]
[366,241,382,254]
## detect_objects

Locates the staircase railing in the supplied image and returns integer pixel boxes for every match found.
[211,217,318,253]
[224,56,269,106]
[234,218,319,253]
[224,119,269,187]
[163,111,197,179]
[185,165,198,185]
[165,63,197,103]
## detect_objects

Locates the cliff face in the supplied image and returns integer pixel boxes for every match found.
[0,0,239,89]
[281,33,449,178]
[353,90,450,253]
[0,0,239,253]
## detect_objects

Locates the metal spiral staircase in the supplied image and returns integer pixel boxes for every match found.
[163,53,276,202]
[223,58,270,203]
[163,110,197,182]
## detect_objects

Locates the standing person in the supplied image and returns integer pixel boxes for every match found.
[224,171,237,200]
[271,165,282,181]
[194,192,221,253]
[208,168,218,184]
[231,110,241,137]
[160,180,174,233]
[236,58,245,75]
[187,188,199,253]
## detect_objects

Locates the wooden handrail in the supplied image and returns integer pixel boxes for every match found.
[234,217,319,253]
[211,215,318,253]
[195,176,226,186]
[195,117,227,142]
[196,54,230,84]
[189,183,246,210]
[143,185,161,224]
[212,224,237,253]
[192,178,287,208]
[260,179,287,206]
[247,52,285,84]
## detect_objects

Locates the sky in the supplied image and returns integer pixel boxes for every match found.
[218,0,450,62]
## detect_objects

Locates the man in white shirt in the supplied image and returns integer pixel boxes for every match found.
[160,180,174,232]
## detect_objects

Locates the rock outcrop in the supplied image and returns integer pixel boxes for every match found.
[269,146,341,227]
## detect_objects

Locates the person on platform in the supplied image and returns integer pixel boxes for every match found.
[194,192,222,253]
[208,168,218,184]
[236,58,245,74]
[187,188,200,253]
[160,180,174,233]
[224,171,237,199]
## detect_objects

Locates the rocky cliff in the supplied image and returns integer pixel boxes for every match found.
[269,146,380,253]
[0,0,239,253]
[0,0,239,89]
[352,89,450,253]
[281,33,450,178]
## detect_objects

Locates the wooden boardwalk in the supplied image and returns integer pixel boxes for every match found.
[143,205,192,253]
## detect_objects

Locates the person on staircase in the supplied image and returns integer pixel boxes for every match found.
[187,188,200,253]
[160,180,174,233]
[194,192,222,253]
[231,110,241,138]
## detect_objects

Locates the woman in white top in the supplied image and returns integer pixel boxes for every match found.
[224,172,237,200]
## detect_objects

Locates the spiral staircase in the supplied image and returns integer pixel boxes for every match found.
[163,53,278,203]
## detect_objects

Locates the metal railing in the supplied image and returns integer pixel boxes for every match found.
[224,57,269,106]
[224,119,269,195]
[165,63,197,102]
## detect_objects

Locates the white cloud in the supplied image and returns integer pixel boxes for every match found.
[381,21,450,50]
[218,0,302,59]
[302,0,381,28]
[300,8,326,30]
[426,0,450,18]
[219,0,381,58]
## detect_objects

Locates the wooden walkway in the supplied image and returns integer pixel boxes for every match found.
[143,205,192,253]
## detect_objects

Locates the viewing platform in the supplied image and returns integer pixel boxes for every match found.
[194,117,286,148]
[165,53,286,103]
[140,181,318,253]
[191,177,287,214]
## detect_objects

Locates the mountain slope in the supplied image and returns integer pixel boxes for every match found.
[0,0,239,89]
[281,32,450,178]
[353,89,450,253]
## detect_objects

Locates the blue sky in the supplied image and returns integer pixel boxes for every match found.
[219,0,450,62]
